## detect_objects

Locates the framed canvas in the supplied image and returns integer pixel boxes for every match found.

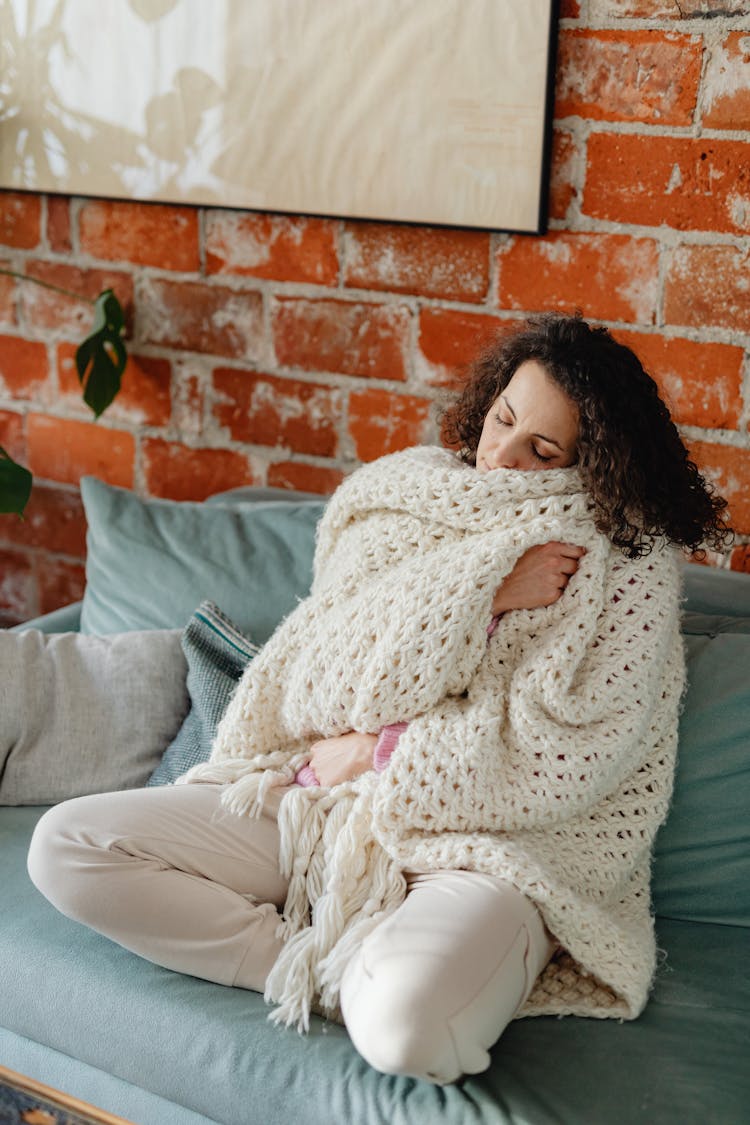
[0,0,560,233]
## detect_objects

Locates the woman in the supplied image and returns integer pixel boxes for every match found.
[28,313,730,1085]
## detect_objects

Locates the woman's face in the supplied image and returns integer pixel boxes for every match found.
[475,360,579,473]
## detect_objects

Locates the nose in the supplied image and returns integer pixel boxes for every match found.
[490,436,521,470]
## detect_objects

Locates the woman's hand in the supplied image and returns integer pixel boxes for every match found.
[307,731,378,787]
[492,542,586,614]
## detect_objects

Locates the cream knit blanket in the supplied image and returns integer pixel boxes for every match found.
[182,447,684,1031]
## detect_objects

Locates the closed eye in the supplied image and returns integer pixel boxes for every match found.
[532,448,554,463]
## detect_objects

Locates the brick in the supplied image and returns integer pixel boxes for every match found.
[497,233,660,325]
[593,0,748,16]
[57,343,172,427]
[549,129,579,223]
[0,546,34,622]
[273,298,410,381]
[0,335,49,399]
[21,262,133,337]
[348,389,432,462]
[0,607,26,627]
[139,278,263,361]
[0,482,86,554]
[267,460,344,494]
[0,258,18,326]
[343,223,489,303]
[416,308,508,389]
[212,369,341,456]
[206,212,339,286]
[39,558,86,615]
[555,30,701,126]
[688,441,750,536]
[0,192,41,249]
[0,279,13,326]
[0,410,25,462]
[664,244,750,333]
[614,330,744,429]
[703,31,750,131]
[584,134,750,235]
[730,544,750,573]
[27,415,135,488]
[143,438,255,501]
[559,0,581,15]
[47,196,72,253]
[80,199,200,272]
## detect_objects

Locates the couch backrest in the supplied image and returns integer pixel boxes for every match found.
[682,561,750,617]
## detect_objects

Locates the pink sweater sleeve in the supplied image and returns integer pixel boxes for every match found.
[294,764,320,787]
[373,722,409,772]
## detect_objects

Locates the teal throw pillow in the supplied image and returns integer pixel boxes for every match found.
[79,477,325,643]
[148,602,257,786]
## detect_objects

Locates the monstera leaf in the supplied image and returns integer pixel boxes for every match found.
[0,447,32,516]
[0,278,128,516]
[75,289,127,418]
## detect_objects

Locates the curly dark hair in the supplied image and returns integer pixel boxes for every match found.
[441,312,732,558]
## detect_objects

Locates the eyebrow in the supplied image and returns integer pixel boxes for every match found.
[500,395,565,452]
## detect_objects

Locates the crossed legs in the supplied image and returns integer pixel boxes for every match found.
[28,782,555,1083]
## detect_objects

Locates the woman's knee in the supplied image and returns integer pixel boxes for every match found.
[27,794,112,919]
[340,945,468,1083]
[338,883,554,1083]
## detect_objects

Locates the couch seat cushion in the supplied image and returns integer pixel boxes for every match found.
[2,807,749,1125]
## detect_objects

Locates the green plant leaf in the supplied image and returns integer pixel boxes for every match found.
[75,289,127,418]
[0,446,33,516]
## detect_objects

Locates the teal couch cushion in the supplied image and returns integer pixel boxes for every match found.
[653,610,750,926]
[682,561,750,617]
[3,807,748,1125]
[79,477,325,644]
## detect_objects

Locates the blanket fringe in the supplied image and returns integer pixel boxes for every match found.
[275,786,330,937]
[264,781,407,1031]
[176,757,261,788]
[179,750,309,819]
[317,847,406,1012]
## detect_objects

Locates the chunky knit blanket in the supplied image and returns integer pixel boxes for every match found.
[182,447,684,1031]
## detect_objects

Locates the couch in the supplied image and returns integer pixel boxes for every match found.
[1,477,749,1125]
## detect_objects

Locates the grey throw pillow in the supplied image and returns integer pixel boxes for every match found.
[0,629,188,805]
[148,602,258,786]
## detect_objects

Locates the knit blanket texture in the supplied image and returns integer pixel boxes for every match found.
[182,447,684,1031]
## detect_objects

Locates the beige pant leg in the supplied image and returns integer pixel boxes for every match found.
[339,869,556,1084]
[27,783,289,992]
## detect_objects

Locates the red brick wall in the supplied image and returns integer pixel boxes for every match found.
[1,0,749,623]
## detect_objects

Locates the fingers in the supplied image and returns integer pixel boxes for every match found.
[541,542,586,580]
[542,542,586,598]
[558,557,581,576]
[540,541,586,559]
[495,542,587,614]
